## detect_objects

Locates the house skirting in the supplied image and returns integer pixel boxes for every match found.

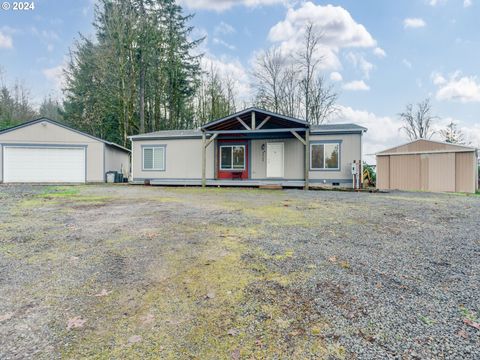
[130,178,353,188]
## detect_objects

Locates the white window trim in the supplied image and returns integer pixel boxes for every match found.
[142,146,166,171]
[219,145,246,171]
[310,142,340,170]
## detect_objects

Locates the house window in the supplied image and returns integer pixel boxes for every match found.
[220,145,245,171]
[310,143,340,170]
[143,146,165,170]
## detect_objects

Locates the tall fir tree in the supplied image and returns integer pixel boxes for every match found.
[63,0,203,146]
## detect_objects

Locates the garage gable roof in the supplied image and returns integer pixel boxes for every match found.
[0,118,130,153]
[377,139,477,156]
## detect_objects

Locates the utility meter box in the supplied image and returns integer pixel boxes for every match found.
[351,163,358,175]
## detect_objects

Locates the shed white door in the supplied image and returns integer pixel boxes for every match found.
[266,142,284,178]
[4,146,86,183]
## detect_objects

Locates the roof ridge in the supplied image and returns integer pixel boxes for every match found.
[0,117,130,152]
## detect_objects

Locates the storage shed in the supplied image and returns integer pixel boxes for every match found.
[376,139,478,193]
[0,118,130,183]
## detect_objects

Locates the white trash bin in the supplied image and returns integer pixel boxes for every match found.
[106,172,116,183]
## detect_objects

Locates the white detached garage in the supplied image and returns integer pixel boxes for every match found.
[0,118,130,183]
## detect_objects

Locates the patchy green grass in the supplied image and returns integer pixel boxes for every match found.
[15,186,115,208]
[1,185,350,359]
[61,224,340,359]
[38,186,82,197]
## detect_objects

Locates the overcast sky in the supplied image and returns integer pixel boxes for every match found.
[0,0,479,162]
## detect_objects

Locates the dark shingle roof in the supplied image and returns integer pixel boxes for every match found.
[310,123,367,133]
[129,122,367,140]
[129,129,203,140]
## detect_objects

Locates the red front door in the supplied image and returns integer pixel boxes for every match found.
[217,140,249,179]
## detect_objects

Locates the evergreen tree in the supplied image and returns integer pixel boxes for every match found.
[0,79,37,130]
[39,96,64,121]
[62,0,203,146]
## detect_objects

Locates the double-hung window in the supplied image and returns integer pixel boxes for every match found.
[220,145,245,171]
[310,142,340,170]
[143,146,165,171]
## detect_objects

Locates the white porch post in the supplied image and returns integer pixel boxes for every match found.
[202,132,206,188]
[304,129,310,190]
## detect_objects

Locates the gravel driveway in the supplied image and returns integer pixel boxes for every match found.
[0,185,479,359]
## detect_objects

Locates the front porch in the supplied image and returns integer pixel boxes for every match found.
[201,108,310,189]
[142,178,306,188]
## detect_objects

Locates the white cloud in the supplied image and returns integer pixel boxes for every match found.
[330,72,343,82]
[373,47,386,58]
[30,27,60,41]
[434,71,480,103]
[331,105,407,164]
[212,38,236,51]
[431,71,446,85]
[214,21,236,36]
[0,31,13,49]
[402,59,412,69]
[82,0,96,16]
[404,18,426,29]
[429,0,473,7]
[30,26,61,54]
[346,52,374,78]
[178,0,288,12]
[43,64,66,93]
[462,123,480,146]
[343,80,370,91]
[268,2,377,71]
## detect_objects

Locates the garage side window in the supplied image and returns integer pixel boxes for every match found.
[310,143,340,170]
[143,146,165,171]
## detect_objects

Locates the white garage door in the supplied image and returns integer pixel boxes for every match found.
[4,146,86,183]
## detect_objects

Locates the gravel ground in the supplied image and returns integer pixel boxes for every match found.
[0,184,479,359]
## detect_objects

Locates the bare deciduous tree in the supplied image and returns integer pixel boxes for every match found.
[298,23,323,123]
[439,121,467,144]
[308,76,338,125]
[252,23,338,124]
[399,99,436,140]
[278,65,301,118]
[252,47,286,113]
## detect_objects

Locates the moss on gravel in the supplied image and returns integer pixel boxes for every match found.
[60,222,339,359]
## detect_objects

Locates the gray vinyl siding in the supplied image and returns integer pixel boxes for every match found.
[104,144,131,178]
[250,138,304,180]
[308,133,362,185]
[131,138,215,180]
[130,132,362,187]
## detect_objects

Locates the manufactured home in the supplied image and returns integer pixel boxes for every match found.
[0,118,130,183]
[129,108,367,188]
[376,139,478,193]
